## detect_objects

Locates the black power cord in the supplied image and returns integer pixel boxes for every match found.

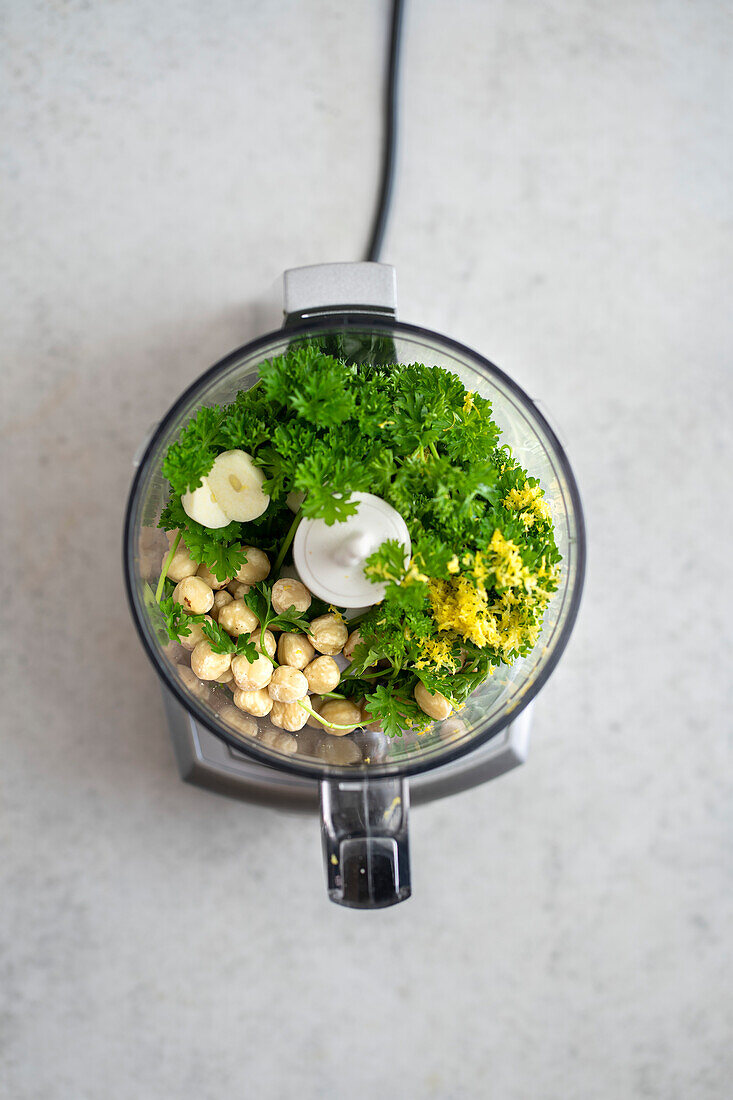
[364,0,405,263]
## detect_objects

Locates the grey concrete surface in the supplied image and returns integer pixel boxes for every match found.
[1,1,731,1098]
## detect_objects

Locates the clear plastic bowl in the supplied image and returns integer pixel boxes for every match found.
[124,316,586,782]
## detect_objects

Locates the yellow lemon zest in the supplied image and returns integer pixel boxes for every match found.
[364,560,391,581]
[426,530,560,662]
[488,529,527,589]
[471,550,490,592]
[365,555,426,586]
[403,558,429,585]
[413,634,459,672]
[503,482,552,529]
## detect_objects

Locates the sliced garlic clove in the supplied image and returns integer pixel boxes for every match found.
[181,477,230,528]
[207,449,270,522]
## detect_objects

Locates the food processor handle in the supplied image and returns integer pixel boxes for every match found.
[282,262,397,325]
[320,777,411,908]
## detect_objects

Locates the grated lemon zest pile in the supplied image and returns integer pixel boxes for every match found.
[413,635,459,672]
[426,529,560,661]
[503,481,553,530]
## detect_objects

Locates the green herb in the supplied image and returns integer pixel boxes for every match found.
[200,619,258,661]
[341,641,384,681]
[144,582,173,644]
[158,594,205,643]
[155,581,258,660]
[162,406,225,496]
[155,530,182,602]
[413,656,494,706]
[296,699,356,731]
[271,510,303,576]
[242,582,312,644]
[158,496,247,582]
[363,685,430,740]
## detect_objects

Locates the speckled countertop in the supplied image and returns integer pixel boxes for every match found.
[2,2,731,1097]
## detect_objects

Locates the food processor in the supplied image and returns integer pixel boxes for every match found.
[124,261,586,908]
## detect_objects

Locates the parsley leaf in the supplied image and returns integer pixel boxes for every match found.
[158,496,247,582]
[301,488,359,526]
[364,539,409,584]
[162,405,225,496]
[241,583,269,624]
[291,453,361,525]
[200,619,258,661]
[158,596,206,643]
[342,641,383,679]
[242,581,312,636]
[289,368,356,427]
[182,525,247,583]
[363,684,429,739]
[270,608,312,634]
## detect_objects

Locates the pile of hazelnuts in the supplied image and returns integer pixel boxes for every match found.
[163,532,455,753]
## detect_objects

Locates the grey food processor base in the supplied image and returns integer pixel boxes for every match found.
[162,685,531,812]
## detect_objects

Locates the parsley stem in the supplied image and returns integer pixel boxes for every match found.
[297,700,357,731]
[272,509,303,576]
[155,531,182,603]
[341,667,384,682]
[343,611,368,631]
[429,441,440,461]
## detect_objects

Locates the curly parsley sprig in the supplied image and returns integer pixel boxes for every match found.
[240,581,313,654]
